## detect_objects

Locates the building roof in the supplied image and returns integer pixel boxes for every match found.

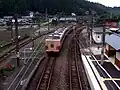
[93,27,103,32]
[105,34,120,51]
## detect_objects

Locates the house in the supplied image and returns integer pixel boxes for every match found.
[92,26,120,68]
[104,19,119,28]
[105,34,120,68]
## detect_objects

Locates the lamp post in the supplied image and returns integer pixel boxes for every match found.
[32,37,34,49]
[10,19,14,43]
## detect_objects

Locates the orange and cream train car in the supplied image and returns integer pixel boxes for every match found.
[45,26,72,55]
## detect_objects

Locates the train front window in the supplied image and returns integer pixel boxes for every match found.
[53,36,60,39]
[47,36,60,39]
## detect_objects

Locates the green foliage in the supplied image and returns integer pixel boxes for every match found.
[0,0,109,16]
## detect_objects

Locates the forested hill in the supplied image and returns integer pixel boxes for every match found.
[0,0,110,16]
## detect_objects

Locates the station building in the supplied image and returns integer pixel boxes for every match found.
[105,34,120,68]
[92,27,120,69]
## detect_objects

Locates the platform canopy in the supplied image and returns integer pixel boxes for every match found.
[105,34,120,51]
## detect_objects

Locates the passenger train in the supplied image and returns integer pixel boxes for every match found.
[45,26,72,55]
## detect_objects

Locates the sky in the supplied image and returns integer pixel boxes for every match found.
[88,0,120,7]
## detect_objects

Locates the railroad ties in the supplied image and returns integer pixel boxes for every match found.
[36,57,56,90]
[68,25,90,90]
[26,25,90,90]
[68,39,83,90]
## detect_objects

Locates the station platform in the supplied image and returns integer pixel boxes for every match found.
[81,46,120,90]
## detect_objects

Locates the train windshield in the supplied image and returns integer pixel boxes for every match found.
[48,36,60,39]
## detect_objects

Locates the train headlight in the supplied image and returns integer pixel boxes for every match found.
[51,44,54,48]
[45,46,48,49]
[56,46,60,50]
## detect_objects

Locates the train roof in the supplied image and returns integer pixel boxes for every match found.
[47,34,60,39]
[46,27,68,40]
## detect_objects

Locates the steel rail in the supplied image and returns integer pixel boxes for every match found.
[7,37,45,90]
[0,29,55,62]
[36,57,56,90]
[69,39,83,90]
[74,42,83,90]
[21,56,46,90]
[14,39,45,90]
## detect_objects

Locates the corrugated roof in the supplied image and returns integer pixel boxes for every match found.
[105,34,120,51]
[93,27,103,32]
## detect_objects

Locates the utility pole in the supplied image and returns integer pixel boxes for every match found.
[90,14,94,46]
[45,8,48,21]
[48,18,50,32]
[87,20,91,47]
[10,19,14,43]
[45,8,50,32]
[101,26,105,65]
[14,14,20,67]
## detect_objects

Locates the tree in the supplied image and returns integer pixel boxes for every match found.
[0,0,109,16]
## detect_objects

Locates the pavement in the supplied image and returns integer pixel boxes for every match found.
[81,43,120,90]
[79,26,120,90]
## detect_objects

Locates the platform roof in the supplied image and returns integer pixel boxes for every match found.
[105,34,120,51]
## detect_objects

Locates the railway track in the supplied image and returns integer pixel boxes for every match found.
[24,24,88,90]
[68,39,83,90]
[77,27,120,90]
[26,57,56,90]
[0,35,29,49]
[0,37,32,62]
[7,24,87,90]
[7,37,45,90]
[0,24,71,63]
[26,25,76,90]
[0,30,54,63]
[36,57,56,90]
[68,25,90,90]
[75,39,90,90]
